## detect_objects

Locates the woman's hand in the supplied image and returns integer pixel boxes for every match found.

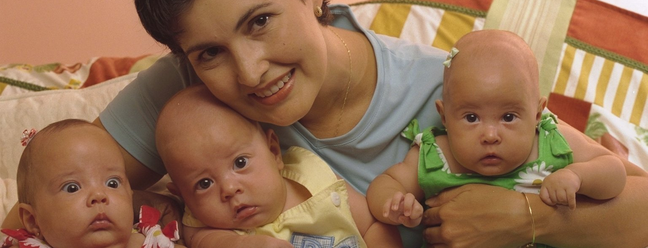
[422,184,531,248]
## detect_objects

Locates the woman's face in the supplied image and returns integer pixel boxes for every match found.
[177,0,329,126]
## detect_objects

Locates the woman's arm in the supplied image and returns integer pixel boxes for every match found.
[422,141,648,247]
[423,177,648,247]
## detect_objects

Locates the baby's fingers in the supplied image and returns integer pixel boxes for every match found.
[567,192,577,210]
[402,194,423,218]
[390,191,405,212]
[539,187,556,206]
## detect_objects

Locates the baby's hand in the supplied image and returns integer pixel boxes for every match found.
[382,192,423,227]
[540,169,581,210]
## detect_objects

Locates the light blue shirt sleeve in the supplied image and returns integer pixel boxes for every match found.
[99,55,199,174]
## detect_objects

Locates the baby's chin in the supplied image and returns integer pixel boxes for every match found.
[62,230,130,248]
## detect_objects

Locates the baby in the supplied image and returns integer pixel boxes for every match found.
[366,30,626,237]
[156,84,402,248]
[3,119,182,248]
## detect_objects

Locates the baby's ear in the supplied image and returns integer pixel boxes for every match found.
[537,96,548,122]
[18,203,40,237]
[166,182,182,198]
[265,128,284,170]
[435,99,447,126]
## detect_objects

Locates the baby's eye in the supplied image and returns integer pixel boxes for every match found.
[197,178,213,190]
[62,183,80,193]
[502,113,517,122]
[105,178,121,188]
[234,157,248,170]
[464,114,479,123]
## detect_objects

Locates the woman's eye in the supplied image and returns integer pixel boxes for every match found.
[465,114,478,123]
[199,47,222,61]
[251,15,270,30]
[503,114,517,122]
[106,178,121,188]
[62,183,80,193]
[197,178,213,190]
[234,157,248,169]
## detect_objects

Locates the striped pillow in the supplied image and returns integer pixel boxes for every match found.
[350,0,648,129]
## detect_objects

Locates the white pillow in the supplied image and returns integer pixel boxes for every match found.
[0,73,135,221]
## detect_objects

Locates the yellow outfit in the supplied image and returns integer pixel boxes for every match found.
[183,147,366,248]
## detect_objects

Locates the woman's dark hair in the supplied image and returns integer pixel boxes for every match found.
[135,0,333,56]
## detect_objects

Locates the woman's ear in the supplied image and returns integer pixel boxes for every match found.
[265,128,284,170]
[19,203,40,237]
[435,99,447,126]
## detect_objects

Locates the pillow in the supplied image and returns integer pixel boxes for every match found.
[349,0,648,171]
[0,73,137,221]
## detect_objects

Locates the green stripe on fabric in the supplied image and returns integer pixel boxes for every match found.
[574,52,596,100]
[370,3,411,38]
[630,74,648,125]
[594,60,614,107]
[433,11,475,52]
[567,37,648,74]
[0,76,51,92]
[350,0,487,18]
[553,45,576,95]
[611,67,634,116]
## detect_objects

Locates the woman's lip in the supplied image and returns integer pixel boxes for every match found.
[253,70,292,98]
[250,70,294,105]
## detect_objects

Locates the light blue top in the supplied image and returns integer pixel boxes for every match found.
[100,4,446,247]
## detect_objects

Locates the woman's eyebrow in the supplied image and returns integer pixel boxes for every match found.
[235,2,271,31]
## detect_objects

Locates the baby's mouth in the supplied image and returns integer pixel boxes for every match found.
[89,213,112,230]
[253,70,293,98]
[234,205,257,221]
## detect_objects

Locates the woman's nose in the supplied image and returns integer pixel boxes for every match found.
[231,41,268,87]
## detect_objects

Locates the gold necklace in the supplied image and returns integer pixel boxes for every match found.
[330,28,352,137]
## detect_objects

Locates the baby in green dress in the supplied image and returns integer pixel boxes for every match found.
[367,30,627,231]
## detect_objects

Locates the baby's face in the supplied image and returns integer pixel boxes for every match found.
[28,126,133,247]
[441,47,542,176]
[163,115,287,230]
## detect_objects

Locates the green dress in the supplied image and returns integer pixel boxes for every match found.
[403,114,572,248]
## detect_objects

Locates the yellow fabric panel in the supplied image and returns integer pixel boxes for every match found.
[574,52,596,100]
[369,3,412,38]
[0,83,6,94]
[593,59,615,107]
[611,67,634,116]
[553,45,576,95]
[630,74,648,125]
[432,11,475,52]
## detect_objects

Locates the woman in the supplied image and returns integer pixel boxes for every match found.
[22,0,648,247]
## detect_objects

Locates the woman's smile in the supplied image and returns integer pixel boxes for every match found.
[251,69,295,105]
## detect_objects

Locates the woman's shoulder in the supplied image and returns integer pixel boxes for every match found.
[373,33,447,60]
